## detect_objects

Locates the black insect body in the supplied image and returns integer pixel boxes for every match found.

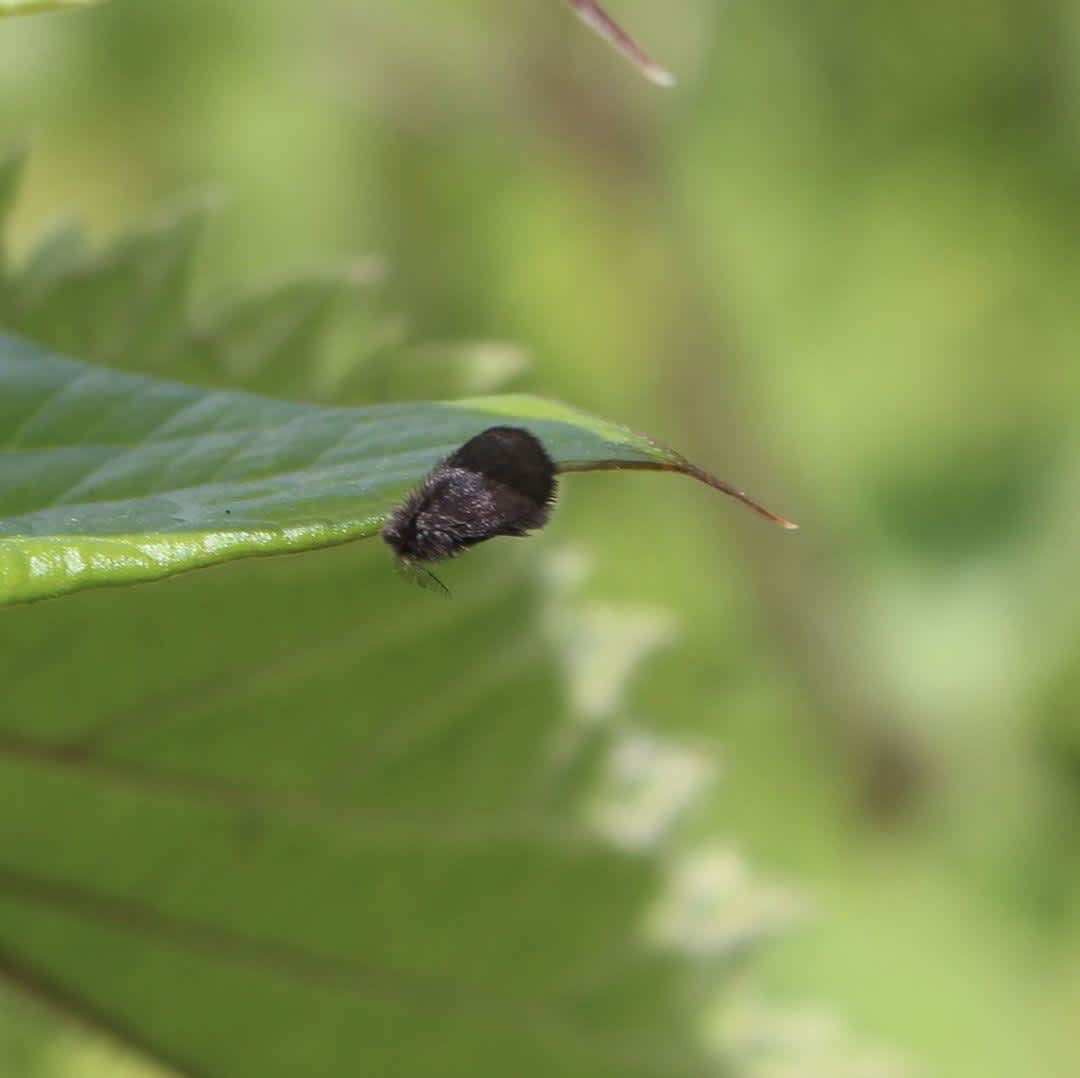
[382,426,557,566]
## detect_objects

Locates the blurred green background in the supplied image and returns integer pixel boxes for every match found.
[2,1,1080,1075]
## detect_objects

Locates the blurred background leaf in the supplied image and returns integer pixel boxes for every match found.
[0,539,707,1078]
[0,1,104,17]
[1,1,1079,1075]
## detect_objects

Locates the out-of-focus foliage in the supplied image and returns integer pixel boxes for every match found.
[1,1,1079,1076]
[0,0,103,16]
[0,543,709,1078]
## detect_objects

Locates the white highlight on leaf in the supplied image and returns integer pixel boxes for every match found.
[544,549,678,722]
[62,547,86,575]
[589,728,714,852]
[565,605,675,720]
[540,548,910,1075]
[648,845,803,959]
[459,342,531,395]
[711,997,917,1078]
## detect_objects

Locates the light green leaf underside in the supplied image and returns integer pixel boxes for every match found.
[0,333,691,604]
[0,0,101,15]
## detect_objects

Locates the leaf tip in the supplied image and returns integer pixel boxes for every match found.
[567,0,675,89]
[643,64,677,89]
[675,460,797,530]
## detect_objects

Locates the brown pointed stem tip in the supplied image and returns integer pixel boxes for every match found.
[558,457,800,530]
[566,0,676,87]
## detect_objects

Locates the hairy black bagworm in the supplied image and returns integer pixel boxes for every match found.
[382,427,557,569]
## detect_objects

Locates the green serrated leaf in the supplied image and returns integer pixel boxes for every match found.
[0,0,102,15]
[0,332,791,606]
[9,198,208,373]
